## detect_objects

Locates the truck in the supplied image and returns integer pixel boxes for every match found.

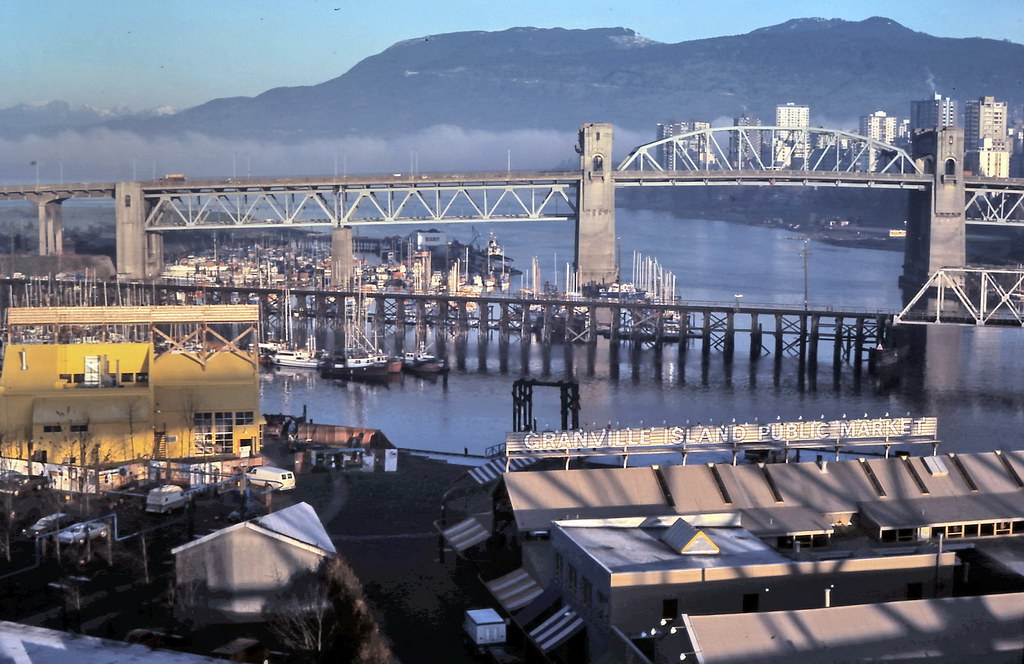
[145,485,188,514]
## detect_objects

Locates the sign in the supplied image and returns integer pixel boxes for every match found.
[505,417,938,456]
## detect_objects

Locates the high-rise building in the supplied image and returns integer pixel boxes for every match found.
[859,111,898,144]
[859,111,900,171]
[775,102,810,128]
[965,96,1009,176]
[964,96,1008,151]
[774,102,810,168]
[655,120,712,169]
[910,93,958,132]
[730,114,763,167]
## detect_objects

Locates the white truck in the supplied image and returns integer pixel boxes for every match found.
[145,485,188,514]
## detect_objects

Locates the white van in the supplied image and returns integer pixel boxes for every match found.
[246,466,296,491]
[145,485,188,514]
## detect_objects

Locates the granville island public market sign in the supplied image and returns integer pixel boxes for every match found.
[505,417,939,457]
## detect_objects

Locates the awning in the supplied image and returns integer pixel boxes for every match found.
[469,456,538,485]
[441,517,489,553]
[529,605,584,653]
[485,568,544,613]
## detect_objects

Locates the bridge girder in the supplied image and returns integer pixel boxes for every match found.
[897,267,1024,327]
[141,179,579,230]
[617,125,922,175]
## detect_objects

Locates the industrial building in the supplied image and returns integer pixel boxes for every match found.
[0,305,261,490]
[459,449,1024,662]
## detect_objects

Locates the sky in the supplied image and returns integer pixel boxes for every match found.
[2,0,1023,111]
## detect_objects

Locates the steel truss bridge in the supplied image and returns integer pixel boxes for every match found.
[898,267,1024,326]
[3,126,1023,229]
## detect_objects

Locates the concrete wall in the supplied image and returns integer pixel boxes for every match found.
[606,553,957,636]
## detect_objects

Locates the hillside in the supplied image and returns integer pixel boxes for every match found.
[15,17,1024,140]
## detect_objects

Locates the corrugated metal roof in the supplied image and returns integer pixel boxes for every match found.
[505,467,667,514]
[683,592,1024,663]
[859,492,1024,530]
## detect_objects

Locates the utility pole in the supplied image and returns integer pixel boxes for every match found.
[802,237,810,311]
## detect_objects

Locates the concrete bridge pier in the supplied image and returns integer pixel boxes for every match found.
[331,226,355,289]
[116,182,163,278]
[32,196,64,256]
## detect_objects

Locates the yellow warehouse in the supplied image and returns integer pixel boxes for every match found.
[0,305,261,470]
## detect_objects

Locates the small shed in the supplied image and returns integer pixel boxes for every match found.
[171,502,334,624]
[292,424,396,472]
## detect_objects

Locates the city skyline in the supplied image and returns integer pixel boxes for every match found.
[2,0,1023,111]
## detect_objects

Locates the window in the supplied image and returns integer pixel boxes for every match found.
[906,582,923,600]
[662,598,678,621]
[945,158,956,176]
[554,553,563,582]
[135,373,148,384]
[70,424,88,433]
[742,593,759,613]
[583,579,593,608]
[567,565,577,596]
[235,411,254,425]
[43,425,62,433]
[120,373,135,383]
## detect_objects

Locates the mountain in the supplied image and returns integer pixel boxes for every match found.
[16,18,1024,140]
[0,101,174,139]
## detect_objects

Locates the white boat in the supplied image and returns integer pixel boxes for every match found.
[265,346,320,369]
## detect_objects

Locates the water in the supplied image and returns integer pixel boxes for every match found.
[259,210,1024,456]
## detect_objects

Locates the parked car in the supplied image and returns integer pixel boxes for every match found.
[56,521,109,545]
[0,470,47,495]
[23,512,75,538]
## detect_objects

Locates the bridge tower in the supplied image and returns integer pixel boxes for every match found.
[901,127,966,302]
[575,123,617,286]
[115,182,163,279]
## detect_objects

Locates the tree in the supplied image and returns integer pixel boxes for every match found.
[269,556,395,664]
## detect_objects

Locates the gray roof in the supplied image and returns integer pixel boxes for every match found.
[678,592,1024,663]
[0,621,222,663]
[557,522,786,574]
[859,491,1024,530]
[502,451,1024,536]
[255,502,335,553]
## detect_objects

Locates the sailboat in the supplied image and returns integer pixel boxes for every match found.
[318,293,391,380]
[260,289,321,369]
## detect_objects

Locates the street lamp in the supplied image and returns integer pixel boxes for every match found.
[801,237,810,311]
[734,293,743,310]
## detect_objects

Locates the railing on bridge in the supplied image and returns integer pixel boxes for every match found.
[617,126,922,175]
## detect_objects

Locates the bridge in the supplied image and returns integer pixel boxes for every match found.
[2,123,1024,320]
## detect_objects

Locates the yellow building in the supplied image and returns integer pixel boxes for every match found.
[0,305,261,469]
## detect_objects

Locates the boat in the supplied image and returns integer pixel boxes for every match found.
[318,348,390,380]
[402,346,449,375]
[318,292,394,380]
[264,346,321,369]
